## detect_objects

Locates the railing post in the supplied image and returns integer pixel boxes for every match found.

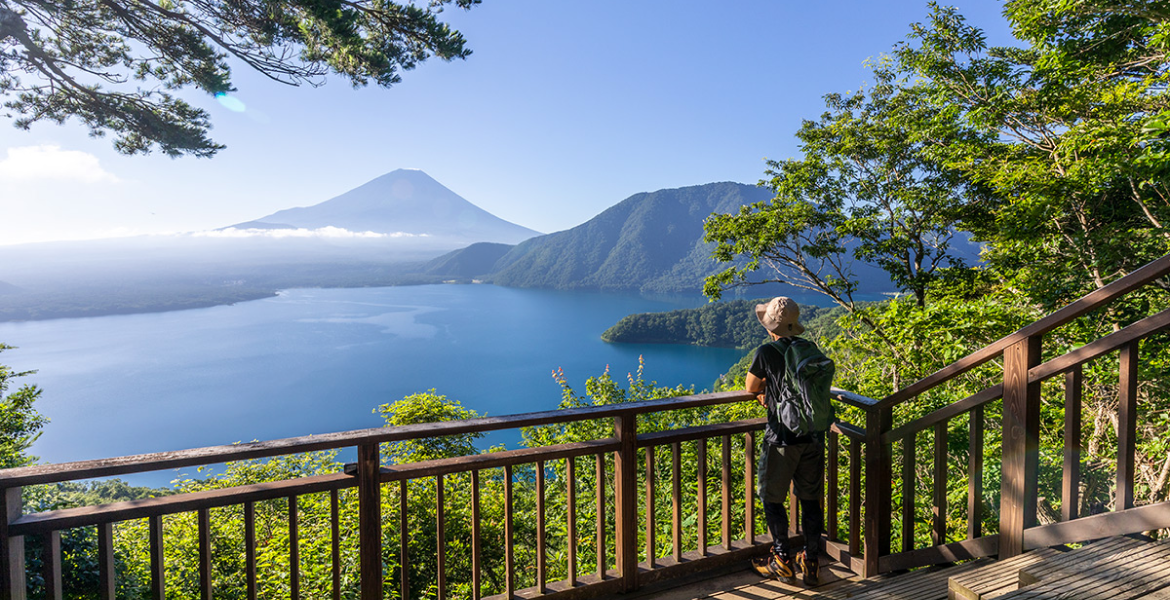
[1118,342,1139,510]
[357,442,382,600]
[1,486,25,600]
[1000,336,1041,559]
[614,413,638,592]
[863,406,891,578]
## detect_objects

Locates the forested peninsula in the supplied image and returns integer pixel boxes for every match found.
[601,299,846,348]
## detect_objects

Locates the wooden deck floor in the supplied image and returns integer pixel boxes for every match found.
[636,536,1170,600]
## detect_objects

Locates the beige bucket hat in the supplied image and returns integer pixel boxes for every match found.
[755,296,805,336]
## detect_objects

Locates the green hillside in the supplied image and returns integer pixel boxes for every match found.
[602,299,846,348]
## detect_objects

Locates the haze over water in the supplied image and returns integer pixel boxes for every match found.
[0,285,747,485]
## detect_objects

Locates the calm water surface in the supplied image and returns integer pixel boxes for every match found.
[0,285,746,484]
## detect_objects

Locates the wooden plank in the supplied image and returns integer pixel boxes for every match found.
[948,546,1063,600]
[200,508,212,600]
[596,453,606,579]
[1012,539,1170,599]
[864,407,892,577]
[884,384,1003,444]
[876,252,1170,412]
[744,431,754,546]
[1062,368,1082,522]
[902,434,916,553]
[614,414,637,592]
[399,481,409,600]
[98,522,115,600]
[245,501,257,600]
[1118,342,1138,510]
[696,438,707,556]
[831,420,866,441]
[933,421,948,546]
[878,535,1000,573]
[1028,308,1170,385]
[288,498,298,600]
[969,404,984,540]
[330,490,340,600]
[828,431,839,541]
[0,486,24,600]
[472,470,482,600]
[644,446,655,569]
[1000,336,1041,559]
[634,538,774,589]
[42,531,61,600]
[671,442,681,563]
[0,391,758,488]
[537,461,546,594]
[849,436,861,558]
[637,419,764,448]
[1017,536,1145,585]
[505,464,515,598]
[565,460,576,589]
[721,434,731,551]
[1023,502,1170,549]
[358,443,381,600]
[149,515,164,600]
[437,474,446,600]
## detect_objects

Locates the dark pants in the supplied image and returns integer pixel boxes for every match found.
[757,439,824,557]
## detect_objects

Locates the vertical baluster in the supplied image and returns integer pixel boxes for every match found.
[537,460,546,593]
[644,445,655,568]
[1000,336,1041,559]
[150,515,164,600]
[98,523,115,600]
[42,531,61,600]
[848,437,861,559]
[331,491,340,600]
[245,501,257,600]
[1,486,25,600]
[566,458,577,588]
[933,422,948,546]
[437,474,445,600]
[1118,342,1139,510]
[288,498,298,600]
[505,464,515,598]
[358,442,382,600]
[721,434,731,550]
[399,480,409,600]
[902,434,916,553]
[745,431,755,544]
[697,438,707,556]
[969,406,984,539]
[1063,368,1082,522]
[614,414,637,591]
[471,470,482,600]
[200,508,213,600]
[596,453,606,579]
[671,442,682,562]
[828,431,839,541]
[864,406,893,577]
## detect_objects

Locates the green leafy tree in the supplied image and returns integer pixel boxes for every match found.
[0,344,46,469]
[0,0,479,157]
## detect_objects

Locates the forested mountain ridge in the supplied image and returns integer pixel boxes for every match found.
[428,182,774,293]
[602,299,846,348]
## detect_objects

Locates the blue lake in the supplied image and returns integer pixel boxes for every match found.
[0,285,752,485]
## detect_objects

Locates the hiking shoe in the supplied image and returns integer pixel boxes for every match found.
[752,551,795,580]
[797,550,820,586]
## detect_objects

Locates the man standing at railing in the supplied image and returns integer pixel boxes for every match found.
[746,296,835,587]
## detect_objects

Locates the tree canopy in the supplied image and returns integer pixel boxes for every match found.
[0,0,479,157]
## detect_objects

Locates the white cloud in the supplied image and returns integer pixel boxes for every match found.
[0,145,121,183]
[192,226,423,239]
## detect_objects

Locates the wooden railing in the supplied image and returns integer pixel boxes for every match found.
[0,390,869,600]
[853,252,1170,576]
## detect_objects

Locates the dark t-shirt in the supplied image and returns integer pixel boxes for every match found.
[749,339,816,447]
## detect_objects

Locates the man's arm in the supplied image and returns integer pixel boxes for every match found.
[745,372,766,407]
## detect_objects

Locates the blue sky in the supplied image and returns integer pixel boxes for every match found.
[0,1,1015,246]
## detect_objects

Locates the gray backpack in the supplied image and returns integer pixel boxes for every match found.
[768,337,836,436]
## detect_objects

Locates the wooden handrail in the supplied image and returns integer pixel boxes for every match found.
[875,252,1170,410]
[0,390,757,487]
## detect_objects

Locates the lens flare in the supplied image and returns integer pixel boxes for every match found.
[215,92,246,112]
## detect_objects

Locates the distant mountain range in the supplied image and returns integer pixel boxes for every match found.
[229,169,541,246]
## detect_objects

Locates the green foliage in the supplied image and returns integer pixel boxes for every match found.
[0,0,479,156]
[0,344,46,468]
[376,390,485,463]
